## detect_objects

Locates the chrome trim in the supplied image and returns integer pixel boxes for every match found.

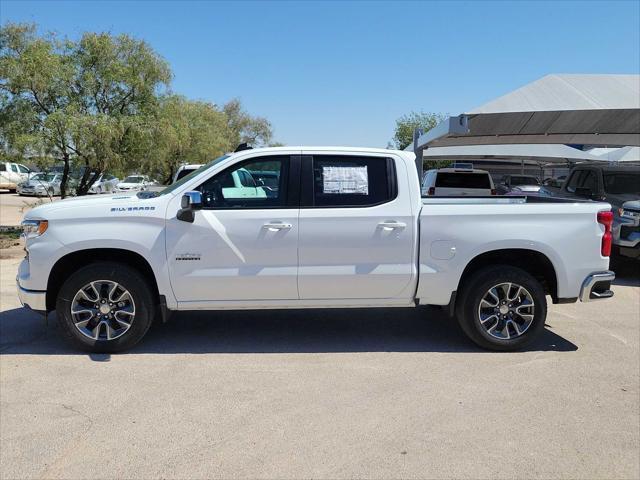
[16,279,47,311]
[579,271,615,302]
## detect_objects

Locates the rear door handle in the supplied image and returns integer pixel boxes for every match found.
[378,221,407,231]
[262,222,292,231]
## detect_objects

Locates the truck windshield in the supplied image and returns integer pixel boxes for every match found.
[156,155,230,197]
[604,173,640,194]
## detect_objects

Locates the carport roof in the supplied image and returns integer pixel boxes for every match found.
[422,143,600,163]
[410,74,640,150]
[589,146,640,162]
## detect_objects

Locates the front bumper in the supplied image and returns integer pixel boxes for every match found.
[16,277,47,312]
[579,271,615,302]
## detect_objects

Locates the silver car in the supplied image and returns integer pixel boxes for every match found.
[89,174,120,194]
[17,173,62,197]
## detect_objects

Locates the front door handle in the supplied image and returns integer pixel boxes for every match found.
[378,221,407,231]
[262,222,292,232]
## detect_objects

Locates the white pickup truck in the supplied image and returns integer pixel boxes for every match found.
[17,147,615,352]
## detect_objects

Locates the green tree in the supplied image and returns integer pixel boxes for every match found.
[151,95,231,184]
[0,23,171,196]
[390,111,447,150]
[223,98,273,147]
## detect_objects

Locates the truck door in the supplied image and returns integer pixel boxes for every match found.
[166,154,300,304]
[297,153,415,300]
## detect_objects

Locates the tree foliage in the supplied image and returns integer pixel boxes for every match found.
[390,111,447,150]
[149,95,231,184]
[0,23,278,194]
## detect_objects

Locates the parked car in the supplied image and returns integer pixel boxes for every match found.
[17,173,62,197]
[613,200,640,260]
[89,174,120,194]
[0,161,32,192]
[421,167,495,196]
[115,175,154,192]
[173,164,203,183]
[496,175,542,195]
[557,164,640,260]
[18,146,615,353]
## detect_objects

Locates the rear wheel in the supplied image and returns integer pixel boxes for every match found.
[56,262,156,353]
[455,265,547,351]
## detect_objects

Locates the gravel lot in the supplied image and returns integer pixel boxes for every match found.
[0,191,55,227]
[1,243,639,479]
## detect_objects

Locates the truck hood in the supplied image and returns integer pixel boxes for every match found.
[24,192,165,220]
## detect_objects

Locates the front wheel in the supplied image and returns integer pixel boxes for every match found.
[56,262,156,352]
[455,266,547,351]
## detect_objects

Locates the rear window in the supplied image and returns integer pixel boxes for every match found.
[312,155,395,207]
[604,173,640,195]
[435,172,491,189]
[510,176,540,186]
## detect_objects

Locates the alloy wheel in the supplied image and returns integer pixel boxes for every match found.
[70,280,136,341]
[477,282,535,340]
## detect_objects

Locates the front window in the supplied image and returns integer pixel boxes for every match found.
[123,176,144,184]
[31,173,57,182]
[197,156,287,209]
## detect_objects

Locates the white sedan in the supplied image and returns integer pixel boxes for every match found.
[115,175,154,193]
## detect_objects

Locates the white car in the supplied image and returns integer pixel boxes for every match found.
[18,146,614,353]
[173,164,203,183]
[0,162,32,192]
[89,174,120,194]
[17,173,62,197]
[422,167,495,196]
[115,175,153,192]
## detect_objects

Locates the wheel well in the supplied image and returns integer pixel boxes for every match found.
[459,249,558,300]
[46,248,160,311]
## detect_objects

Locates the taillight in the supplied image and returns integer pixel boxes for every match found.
[491,189,497,195]
[597,210,613,257]
[428,187,435,196]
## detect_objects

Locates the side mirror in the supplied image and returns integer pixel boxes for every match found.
[177,191,202,222]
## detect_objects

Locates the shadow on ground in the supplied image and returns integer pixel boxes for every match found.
[1,304,577,357]
[611,255,640,287]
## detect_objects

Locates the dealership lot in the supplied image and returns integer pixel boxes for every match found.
[0,241,638,479]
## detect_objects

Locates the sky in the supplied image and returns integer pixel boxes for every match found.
[1,0,639,147]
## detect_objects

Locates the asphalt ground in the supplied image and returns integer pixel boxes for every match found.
[1,245,638,479]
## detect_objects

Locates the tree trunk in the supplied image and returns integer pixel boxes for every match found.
[76,167,102,196]
[59,154,71,199]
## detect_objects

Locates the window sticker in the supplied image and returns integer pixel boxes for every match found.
[322,166,368,195]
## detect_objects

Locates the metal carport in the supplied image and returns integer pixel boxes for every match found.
[409,74,640,177]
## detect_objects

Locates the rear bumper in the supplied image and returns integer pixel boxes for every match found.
[16,277,47,312]
[579,271,615,302]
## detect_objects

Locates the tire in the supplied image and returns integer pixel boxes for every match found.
[56,262,156,353]
[455,265,547,351]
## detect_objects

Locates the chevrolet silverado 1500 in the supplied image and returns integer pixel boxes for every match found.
[17,147,615,352]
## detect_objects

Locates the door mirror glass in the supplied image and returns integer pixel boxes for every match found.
[181,191,202,209]
[177,191,202,222]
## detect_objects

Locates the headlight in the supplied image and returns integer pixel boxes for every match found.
[21,219,48,239]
